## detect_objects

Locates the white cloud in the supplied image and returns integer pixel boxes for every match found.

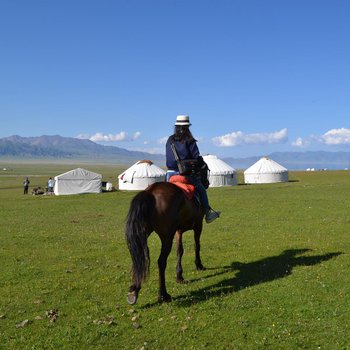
[90,132,128,142]
[157,136,168,145]
[76,133,91,140]
[129,147,165,155]
[292,137,309,147]
[76,131,141,142]
[133,131,141,140]
[320,128,350,145]
[147,147,165,154]
[213,128,288,147]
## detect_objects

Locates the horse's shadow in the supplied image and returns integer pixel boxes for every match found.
[172,248,342,306]
[141,248,341,308]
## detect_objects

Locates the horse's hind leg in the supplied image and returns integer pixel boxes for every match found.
[175,230,186,283]
[127,285,140,305]
[194,225,206,271]
[158,236,173,303]
[126,229,151,305]
[128,258,147,305]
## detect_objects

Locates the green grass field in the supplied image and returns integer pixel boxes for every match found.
[1,162,350,349]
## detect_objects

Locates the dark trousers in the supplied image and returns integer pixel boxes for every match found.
[187,175,210,212]
[24,186,29,195]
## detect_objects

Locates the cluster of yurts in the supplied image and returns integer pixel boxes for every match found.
[118,155,288,190]
[51,156,288,195]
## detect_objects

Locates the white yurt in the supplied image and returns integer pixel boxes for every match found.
[203,154,237,187]
[54,168,102,195]
[244,157,288,184]
[118,160,166,190]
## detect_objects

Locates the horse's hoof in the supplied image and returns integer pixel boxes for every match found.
[158,293,172,303]
[176,278,189,284]
[196,264,206,271]
[127,291,138,305]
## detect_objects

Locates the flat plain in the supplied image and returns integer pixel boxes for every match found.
[1,162,350,349]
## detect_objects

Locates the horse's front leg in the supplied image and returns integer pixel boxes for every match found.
[194,223,206,270]
[157,237,173,303]
[176,230,186,283]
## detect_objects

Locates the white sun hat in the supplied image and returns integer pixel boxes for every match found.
[174,115,191,126]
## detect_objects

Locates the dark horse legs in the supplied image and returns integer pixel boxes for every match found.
[194,225,205,271]
[158,236,174,302]
[176,225,205,285]
[176,231,185,283]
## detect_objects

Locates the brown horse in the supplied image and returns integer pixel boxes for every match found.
[125,181,205,304]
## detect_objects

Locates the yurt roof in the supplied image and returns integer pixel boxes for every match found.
[118,160,166,179]
[55,168,102,180]
[203,155,236,175]
[244,157,288,174]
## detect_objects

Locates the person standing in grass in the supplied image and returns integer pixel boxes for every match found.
[165,114,220,223]
[48,177,54,193]
[23,177,30,195]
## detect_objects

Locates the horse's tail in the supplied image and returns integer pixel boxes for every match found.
[125,190,154,289]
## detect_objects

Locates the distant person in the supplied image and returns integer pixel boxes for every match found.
[165,115,220,223]
[48,177,54,193]
[23,177,30,195]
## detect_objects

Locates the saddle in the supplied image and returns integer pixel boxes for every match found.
[169,175,196,200]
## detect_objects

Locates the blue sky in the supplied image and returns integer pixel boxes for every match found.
[1,0,350,158]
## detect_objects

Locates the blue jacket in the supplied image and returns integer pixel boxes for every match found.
[166,136,200,171]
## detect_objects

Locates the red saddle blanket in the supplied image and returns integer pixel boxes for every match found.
[169,175,195,200]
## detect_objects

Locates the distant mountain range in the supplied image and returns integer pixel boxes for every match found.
[0,135,165,165]
[1,135,350,170]
[223,151,350,170]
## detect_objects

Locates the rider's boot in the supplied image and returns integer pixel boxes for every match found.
[205,208,221,223]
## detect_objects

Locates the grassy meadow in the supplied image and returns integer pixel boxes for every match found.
[1,162,350,349]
